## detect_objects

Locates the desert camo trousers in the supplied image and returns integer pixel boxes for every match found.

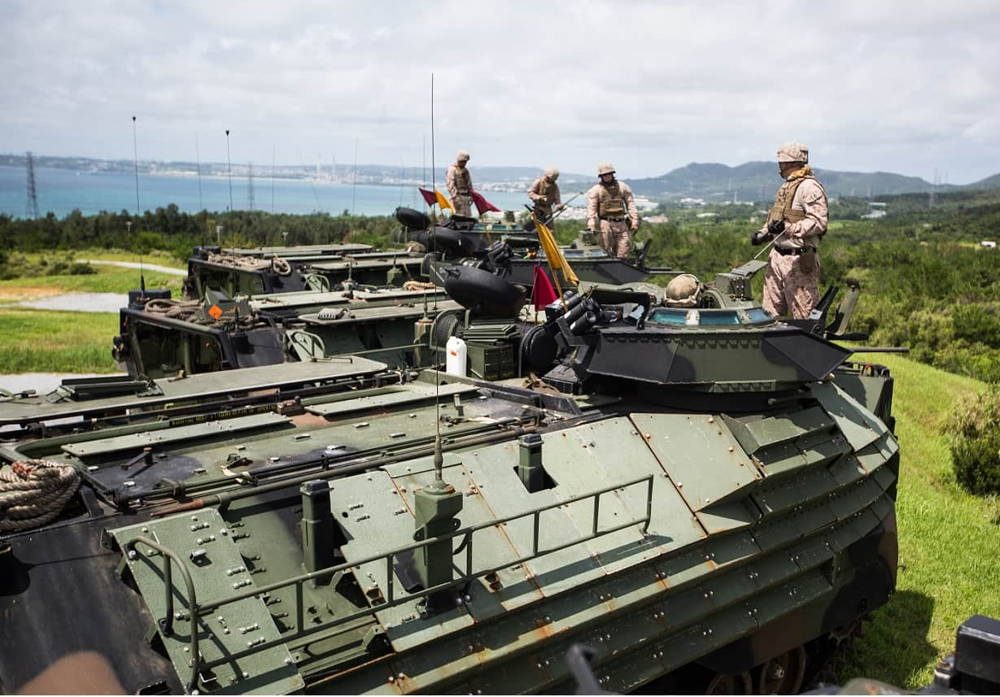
[453,195,472,217]
[599,219,631,259]
[762,249,820,319]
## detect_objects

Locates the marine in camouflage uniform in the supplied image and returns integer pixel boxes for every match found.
[586,163,639,259]
[528,168,562,222]
[446,150,474,217]
[752,142,828,319]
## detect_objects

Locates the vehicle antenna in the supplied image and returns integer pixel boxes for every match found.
[430,72,441,440]
[131,117,145,292]
[131,116,141,215]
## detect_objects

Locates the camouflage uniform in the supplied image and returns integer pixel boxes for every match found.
[446,151,473,217]
[760,144,828,319]
[587,164,639,259]
[528,169,561,222]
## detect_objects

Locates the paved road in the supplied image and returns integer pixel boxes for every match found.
[82,259,186,276]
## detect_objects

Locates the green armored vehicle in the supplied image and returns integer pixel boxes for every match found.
[183,244,425,299]
[113,285,456,379]
[396,208,675,289]
[0,270,898,694]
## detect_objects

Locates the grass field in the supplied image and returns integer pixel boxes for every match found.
[0,266,183,301]
[838,353,999,688]
[0,308,120,373]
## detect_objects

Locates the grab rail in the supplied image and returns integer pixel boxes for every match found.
[124,473,655,689]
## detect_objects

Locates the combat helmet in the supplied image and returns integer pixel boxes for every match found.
[597,162,616,176]
[664,273,702,307]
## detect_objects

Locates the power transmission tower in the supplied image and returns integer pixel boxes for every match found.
[247,162,255,211]
[25,151,39,219]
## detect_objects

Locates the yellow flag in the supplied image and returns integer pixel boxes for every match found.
[535,218,579,285]
[435,190,453,210]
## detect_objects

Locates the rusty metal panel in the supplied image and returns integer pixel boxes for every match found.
[696,499,760,535]
[739,406,835,450]
[528,418,705,575]
[751,466,838,517]
[633,412,761,510]
[331,467,477,652]
[304,382,477,417]
[111,510,303,694]
[62,413,291,458]
[811,381,888,452]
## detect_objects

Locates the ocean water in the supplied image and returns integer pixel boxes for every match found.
[0,165,531,219]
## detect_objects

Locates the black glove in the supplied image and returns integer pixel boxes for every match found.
[750,230,771,246]
[767,219,786,235]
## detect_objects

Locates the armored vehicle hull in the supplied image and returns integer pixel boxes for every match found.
[184,244,425,299]
[1,280,898,694]
[397,208,675,290]
[114,286,456,379]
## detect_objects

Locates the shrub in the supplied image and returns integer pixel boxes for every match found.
[947,391,1000,495]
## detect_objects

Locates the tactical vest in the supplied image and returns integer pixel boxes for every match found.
[597,183,626,217]
[534,179,559,210]
[768,175,817,225]
[452,167,471,195]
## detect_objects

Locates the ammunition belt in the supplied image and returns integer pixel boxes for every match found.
[600,216,626,222]
[774,246,817,256]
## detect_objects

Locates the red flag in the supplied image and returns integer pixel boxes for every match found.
[418,188,437,207]
[531,265,558,310]
[470,190,501,215]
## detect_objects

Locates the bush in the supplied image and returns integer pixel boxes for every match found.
[947,391,1000,495]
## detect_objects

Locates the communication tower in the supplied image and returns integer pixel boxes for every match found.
[25,151,39,219]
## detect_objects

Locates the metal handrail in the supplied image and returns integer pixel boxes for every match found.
[125,536,201,692]
[128,473,656,682]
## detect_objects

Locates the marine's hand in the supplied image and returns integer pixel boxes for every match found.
[750,230,771,246]
[767,219,785,235]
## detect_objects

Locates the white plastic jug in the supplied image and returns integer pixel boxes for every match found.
[445,336,467,377]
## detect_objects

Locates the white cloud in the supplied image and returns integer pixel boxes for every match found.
[1,0,999,182]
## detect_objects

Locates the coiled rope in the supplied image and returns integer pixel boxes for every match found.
[0,460,81,533]
[207,253,292,276]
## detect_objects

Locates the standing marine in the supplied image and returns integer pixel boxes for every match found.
[586,162,639,259]
[528,168,562,223]
[752,142,828,319]
[446,150,474,217]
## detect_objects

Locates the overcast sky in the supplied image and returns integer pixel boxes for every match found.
[2,0,999,183]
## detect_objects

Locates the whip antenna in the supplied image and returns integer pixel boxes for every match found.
[131,117,145,292]
[430,72,442,440]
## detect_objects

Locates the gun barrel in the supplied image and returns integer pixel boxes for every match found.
[846,346,910,354]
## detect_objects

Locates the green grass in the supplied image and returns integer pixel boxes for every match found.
[839,353,1000,688]
[70,248,184,266]
[0,266,183,298]
[0,308,121,373]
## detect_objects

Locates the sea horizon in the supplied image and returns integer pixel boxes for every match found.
[0,165,536,220]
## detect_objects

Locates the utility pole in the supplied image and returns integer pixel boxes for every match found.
[25,151,39,219]
[247,162,255,211]
[225,129,233,211]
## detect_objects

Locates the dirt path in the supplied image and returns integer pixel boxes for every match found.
[81,259,186,276]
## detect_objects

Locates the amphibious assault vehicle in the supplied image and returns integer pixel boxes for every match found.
[113,284,456,379]
[395,207,675,289]
[1,264,898,694]
[183,243,425,300]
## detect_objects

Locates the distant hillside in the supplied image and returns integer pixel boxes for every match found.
[1,152,993,201]
[623,161,957,202]
[0,154,590,188]
[967,172,1000,190]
